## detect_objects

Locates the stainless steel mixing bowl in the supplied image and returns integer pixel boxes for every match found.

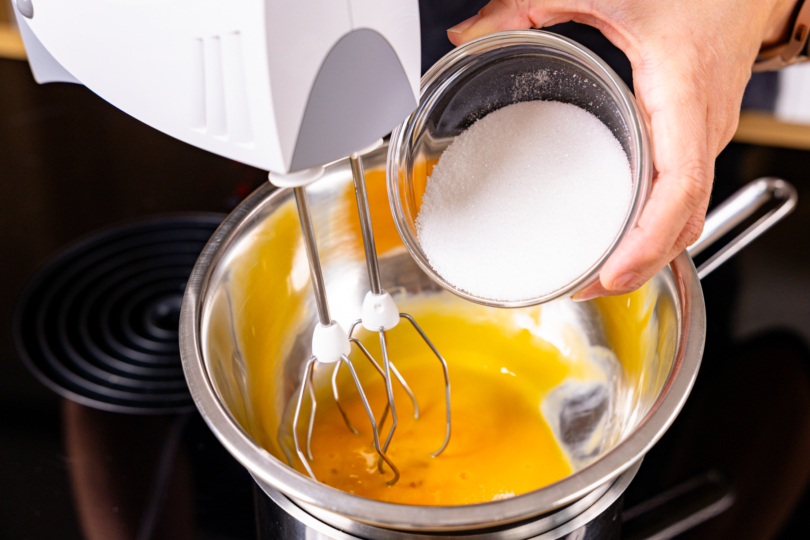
[178,136,794,534]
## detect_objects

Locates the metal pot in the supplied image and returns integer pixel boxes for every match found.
[255,462,637,539]
[179,143,795,536]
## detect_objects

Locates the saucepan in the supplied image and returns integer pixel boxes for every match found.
[179,135,795,536]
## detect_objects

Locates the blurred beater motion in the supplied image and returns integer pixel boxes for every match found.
[12,0,449,482]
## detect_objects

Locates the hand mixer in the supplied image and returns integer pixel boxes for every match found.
[15,0,449,485]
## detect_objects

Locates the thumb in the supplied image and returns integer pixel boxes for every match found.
[447,1,537,46]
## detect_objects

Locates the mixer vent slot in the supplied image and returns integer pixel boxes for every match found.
[194,33,254,144]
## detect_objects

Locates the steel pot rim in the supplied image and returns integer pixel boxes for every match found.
[179,177,705,532]
[253,460,642,540]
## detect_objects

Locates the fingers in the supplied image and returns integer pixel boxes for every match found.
[448,0,590,46]
[598,62,714,294]
[597,173,711,295]
[573,201,709,302]
[571,280,610,302]
[444,1,726,301]
[448,1,531,46]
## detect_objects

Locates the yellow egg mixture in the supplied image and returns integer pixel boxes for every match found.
[299,300,575,505]
[231,167,656,507]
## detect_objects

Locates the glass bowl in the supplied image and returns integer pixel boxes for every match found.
[387,30,652,307]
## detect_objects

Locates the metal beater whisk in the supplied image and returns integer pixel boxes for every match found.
[269,167,401,484]
[331,148,451,470]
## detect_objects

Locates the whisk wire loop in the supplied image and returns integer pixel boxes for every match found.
[293,351,401,485]
[305,366,317,460]
[378,330,398,457]
[331,357,359,435]
[332,334,419,438]
[341,354,401,485]
[331,336,392,435]
[292,357,318,479]
[346,320,420,419]
[401,313,452,457]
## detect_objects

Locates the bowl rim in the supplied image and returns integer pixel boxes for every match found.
[179,170,705,532]
[387,29,653,308]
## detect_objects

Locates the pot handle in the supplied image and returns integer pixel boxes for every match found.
[686,178,797,280]
[621,470,734,540]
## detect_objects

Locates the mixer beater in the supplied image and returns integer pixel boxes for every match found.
[337,148,452,468]
[267,168,397,483]
[269,146,451,486]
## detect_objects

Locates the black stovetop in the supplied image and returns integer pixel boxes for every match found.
[0,54,270,539]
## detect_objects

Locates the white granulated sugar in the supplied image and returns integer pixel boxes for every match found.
[511,70,550,101]
[415,100,632,301]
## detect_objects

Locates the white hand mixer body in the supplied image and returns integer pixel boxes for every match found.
[12,0,420,174]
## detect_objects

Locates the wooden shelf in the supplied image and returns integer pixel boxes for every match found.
[1,22,809,153]
[733,111,810,151]
[0,23,25,60]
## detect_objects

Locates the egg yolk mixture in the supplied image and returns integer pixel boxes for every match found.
[295,299,574,505]
[231,167,657,507]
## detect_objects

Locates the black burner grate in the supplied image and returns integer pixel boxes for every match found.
[13,214,224,414]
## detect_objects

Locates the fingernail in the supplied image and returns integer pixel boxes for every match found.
[611,272,641,291]
[572,291,600,303]
[448,13,481,34]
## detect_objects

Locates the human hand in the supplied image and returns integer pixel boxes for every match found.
[447,0,799,300]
